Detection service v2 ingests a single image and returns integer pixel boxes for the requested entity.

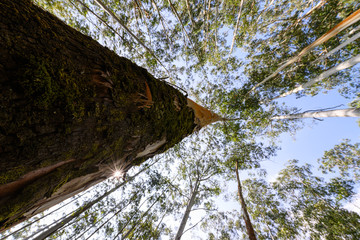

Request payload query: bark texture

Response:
[0,0,197,230]
[236,161,257,240]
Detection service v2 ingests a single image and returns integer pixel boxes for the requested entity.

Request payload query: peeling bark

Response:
[0,0,221,231]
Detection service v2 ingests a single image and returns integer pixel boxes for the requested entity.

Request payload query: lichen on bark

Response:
[0,0,197,230]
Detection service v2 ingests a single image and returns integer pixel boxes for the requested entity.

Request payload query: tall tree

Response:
[174,140,223,239]
[244,159,360,239]
[0,0,221,230]
[272,108,360,119]
[235,161,257,240]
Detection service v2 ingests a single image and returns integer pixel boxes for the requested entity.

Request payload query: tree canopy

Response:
[1,0,360,239]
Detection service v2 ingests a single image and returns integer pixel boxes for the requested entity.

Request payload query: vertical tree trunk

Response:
[0,0,219,231]
[272,108,360,119]
[236,161,257,240]
[175,178,200,240]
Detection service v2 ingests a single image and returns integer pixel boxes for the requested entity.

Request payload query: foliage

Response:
[2,0,360,238]
[319,139,360,181]
[244,159,360,239]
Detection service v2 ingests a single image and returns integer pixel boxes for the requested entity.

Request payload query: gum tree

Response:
[0,0,221,230]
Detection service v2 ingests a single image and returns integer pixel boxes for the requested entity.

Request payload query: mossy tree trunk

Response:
[0,0,203,231]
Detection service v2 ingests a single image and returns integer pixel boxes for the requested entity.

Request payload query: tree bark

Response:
[271,54,360,100]
[0,0,219,231]
[310,31,360,66]
[235,161,257,240]
[272,108,360,119]
[248,8,360,95]
[175,178,200,240]
[227,0,244,61]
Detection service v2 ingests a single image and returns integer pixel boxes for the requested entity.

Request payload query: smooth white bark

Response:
[227,0,244,61]
[247,9,360,95]
[175,178,200,240]
[272,108,360,119]
[311,31,360,65]
[282,0,325,31]
[271,54,360,100]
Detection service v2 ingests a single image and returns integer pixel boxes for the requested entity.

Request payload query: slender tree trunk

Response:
[271,54,360,100]
[247,9,360,95]
[272,108,360,119]
[311,31,360,65]
[235,161,257,240]
[227,0,244,61]
[175,178,200,240]
[185,0,195,30]
[0,0,220,231]
[121,195,161,239]
[282,0,326,32]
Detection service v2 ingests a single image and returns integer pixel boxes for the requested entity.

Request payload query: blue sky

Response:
[264,88,359,179]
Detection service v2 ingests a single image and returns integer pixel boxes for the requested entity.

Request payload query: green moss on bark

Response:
[0,0,196,230]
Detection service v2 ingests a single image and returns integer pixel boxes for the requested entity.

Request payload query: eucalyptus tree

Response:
[239,0,360,102]
[272,107,360,119]
[2,0,360,236]
[171,136,225,240]
[222,140,277,240]
[242,178,297,240]
[318,139,360,181]
[244,159,360,240]
[0,0,227,230]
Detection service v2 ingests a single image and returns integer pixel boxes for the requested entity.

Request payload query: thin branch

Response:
[134,0,153,46]
[282,0,326,33]
[301,104,344,114]
[93,0,169,75]
[185,0,195,30]
[190,208,216,212]
[270,53,360,100]
[181,215,207,236]
[246,8,360,97]
[256,0,275,23]
[204,0,212,50]
[151,0,173,51]
[76,193,134,239]
[73,0,141,56]
[121,194,163,239]
[167,0,192,46]
[227,0,244,61]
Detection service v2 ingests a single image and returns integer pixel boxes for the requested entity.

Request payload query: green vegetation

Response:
[1,0,360,238]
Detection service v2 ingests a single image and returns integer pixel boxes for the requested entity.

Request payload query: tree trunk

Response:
[175,178,200,240]
[0,0,219,231]
[272,108,360,119]
[248,9,360,94]
[271,54,360,100]
[235,161,257,240]
[311,31,360,66]
[227,0,244,61]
